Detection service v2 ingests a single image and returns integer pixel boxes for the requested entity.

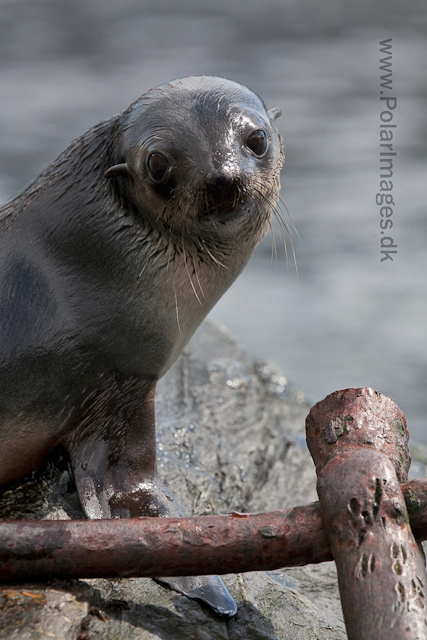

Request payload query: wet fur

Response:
[0,76,283,614]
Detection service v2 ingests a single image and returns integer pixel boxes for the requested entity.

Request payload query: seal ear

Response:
[105,163,131,178]
[268,107,282,121]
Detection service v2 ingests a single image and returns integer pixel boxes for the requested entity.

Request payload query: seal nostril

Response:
[204,171,241,217]
[206,171,234,194]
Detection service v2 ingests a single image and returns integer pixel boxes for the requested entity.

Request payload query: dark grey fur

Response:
[0,76,284,615]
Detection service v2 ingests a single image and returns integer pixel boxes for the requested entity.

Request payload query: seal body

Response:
[0,76,283,614]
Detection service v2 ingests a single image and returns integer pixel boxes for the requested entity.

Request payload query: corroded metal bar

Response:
[404,479,427,539]
[0,478,427,582]
[306,387,427,640]
[0,505,326,581]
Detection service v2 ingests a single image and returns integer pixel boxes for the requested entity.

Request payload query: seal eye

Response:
[147,152,170,182]
[246,130,268,157]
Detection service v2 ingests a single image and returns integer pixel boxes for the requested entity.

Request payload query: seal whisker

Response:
[181,233,203,306]
[203,245,229,269]
[173,281,182,335]
[268,218,278,265]
[184,210,207,302]
[250,199,279,266]
[277,194,300,240]
[194,265,206,300]
[258,180,299,241]
[251,180,291,239]
[249,182,297,274]
[273,195,299,241]
[191,235,207,301]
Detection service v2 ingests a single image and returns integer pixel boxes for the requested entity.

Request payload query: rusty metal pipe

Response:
[306,387,427,640]
[0,504,326,581]
[0,479,427,582]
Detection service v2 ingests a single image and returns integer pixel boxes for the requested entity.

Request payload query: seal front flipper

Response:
[70,441,237,617]
[66,382,236,617]
[156,575,237,617]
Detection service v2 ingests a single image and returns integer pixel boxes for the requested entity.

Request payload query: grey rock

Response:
[0,321,346,639]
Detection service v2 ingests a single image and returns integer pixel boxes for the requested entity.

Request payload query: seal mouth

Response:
[203,200,239,217]
[200,199,248,225]
[200,178,244,220]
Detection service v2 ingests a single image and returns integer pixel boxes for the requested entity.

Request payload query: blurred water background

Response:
[1,1,426,442]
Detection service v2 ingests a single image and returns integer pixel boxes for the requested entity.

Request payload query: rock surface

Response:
[0,321,347,639]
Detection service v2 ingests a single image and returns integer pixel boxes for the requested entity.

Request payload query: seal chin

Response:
[201,203,247,225]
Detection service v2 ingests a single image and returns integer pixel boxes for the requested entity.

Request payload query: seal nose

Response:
[206,170,235,196]
[202,167,241,216]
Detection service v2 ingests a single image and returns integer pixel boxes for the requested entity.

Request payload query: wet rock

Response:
[0,321,346,639]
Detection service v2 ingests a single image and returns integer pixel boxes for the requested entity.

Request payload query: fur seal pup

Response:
[0,76,283,615]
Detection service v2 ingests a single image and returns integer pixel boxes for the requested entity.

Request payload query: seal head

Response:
[105,76,283,253]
